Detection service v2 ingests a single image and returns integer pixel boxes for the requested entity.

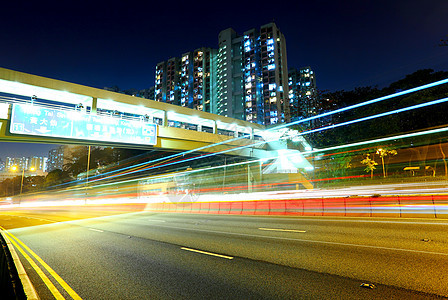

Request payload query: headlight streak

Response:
[47,79,448,189]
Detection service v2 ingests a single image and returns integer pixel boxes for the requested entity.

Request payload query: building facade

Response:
[216,28,244,119]
[217,23,291,125]
[155,23,293,126]
[155,48,217,112]
[29,156,48,172]
[5,157,28,171]
[288,66,318,126]
[47,146,73,172]
[3,156,47,173]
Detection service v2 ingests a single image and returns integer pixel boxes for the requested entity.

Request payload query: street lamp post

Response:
[11,165,36,202]
[19,167,25,194]
[19,166,36,195]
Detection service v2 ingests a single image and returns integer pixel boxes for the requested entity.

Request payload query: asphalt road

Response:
[1,208,447,299]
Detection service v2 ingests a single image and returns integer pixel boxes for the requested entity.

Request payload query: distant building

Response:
[219,23,291,125]
[288,66,318,126]
[5,157,28,171]
[216,28,244,120]
[155,22,292,126]
[29,156,48,172]
[155,48,218,112]
[1,156,48,180]
[47,146,74,172]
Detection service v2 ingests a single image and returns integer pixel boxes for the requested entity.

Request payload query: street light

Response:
[19,167,25,194]
[9,166,18,195]
[11,165,36,196]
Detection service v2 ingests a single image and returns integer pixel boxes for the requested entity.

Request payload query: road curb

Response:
[0,230,39,300]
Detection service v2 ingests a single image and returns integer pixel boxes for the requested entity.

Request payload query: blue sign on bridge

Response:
[10,103,157,145]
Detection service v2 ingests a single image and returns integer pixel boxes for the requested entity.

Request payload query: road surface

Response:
[1,207,447,299]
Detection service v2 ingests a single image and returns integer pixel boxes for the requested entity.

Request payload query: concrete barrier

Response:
[145,194,448,219]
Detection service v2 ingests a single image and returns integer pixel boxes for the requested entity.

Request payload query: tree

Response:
[361,154,378,179]
[64,146,115,178]
[44,169,71,188]
[439,141,448,177]
[313,69,448,149]
[376,148,397,178]
[63,146,149,179]
[19,176,45,193]
[0,178,16,196]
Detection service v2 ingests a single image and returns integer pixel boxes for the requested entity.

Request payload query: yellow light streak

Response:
[258,228,306,233]
[181,247,234,259]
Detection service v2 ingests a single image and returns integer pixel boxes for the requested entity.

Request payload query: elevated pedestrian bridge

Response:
[0,67,313,174]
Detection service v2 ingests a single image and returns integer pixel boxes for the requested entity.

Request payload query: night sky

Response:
[1,0,448,160]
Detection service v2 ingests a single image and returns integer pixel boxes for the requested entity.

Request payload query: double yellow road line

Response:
[0,226,82,300]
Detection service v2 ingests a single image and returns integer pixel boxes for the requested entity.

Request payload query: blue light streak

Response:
[77,78,448,184]
[272,77,448,132]
[299,97,448,136]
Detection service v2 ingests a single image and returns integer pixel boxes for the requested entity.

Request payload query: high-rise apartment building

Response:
[47,146,73,172]
[155,48,217,112]
[5,157,28,170]
[216,28,244,119]
[4,156,47,172]
[155,22,292,126]
[30,156,48,172]
[217,23,290,125]
[288,66,317,124]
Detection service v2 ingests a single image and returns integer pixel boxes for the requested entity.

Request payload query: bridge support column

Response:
[247,164,260,193]
[213,121,218,134]
[91,97,97,114]
[163,110,168,126]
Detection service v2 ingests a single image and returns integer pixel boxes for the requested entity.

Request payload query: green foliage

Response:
[376,148,397,177]
[319,153,353,179]
[361,154,378,179]
[63,146,147,178]
[0,177,19,197]
[311,69,448,149]
[44,169,71,188]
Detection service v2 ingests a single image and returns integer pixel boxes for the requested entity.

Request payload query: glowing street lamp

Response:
[10,165,36,195]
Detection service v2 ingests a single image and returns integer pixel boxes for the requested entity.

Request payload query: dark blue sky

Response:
[1,0,448,160]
